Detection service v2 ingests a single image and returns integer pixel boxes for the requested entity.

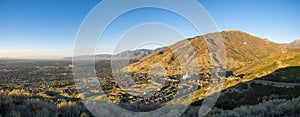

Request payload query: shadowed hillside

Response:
[181,66,300,117]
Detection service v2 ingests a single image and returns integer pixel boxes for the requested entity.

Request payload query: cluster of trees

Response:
[0,90,92,117]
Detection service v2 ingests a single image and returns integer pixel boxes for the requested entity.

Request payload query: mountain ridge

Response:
[124,30,300,76]
[66,48,162,60]
[283,39,300,48]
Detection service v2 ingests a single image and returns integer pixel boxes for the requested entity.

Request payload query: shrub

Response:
[80,112,89,117]
[18,99,58,117]
[0,90,13,115]
[57,101,80,117]
[5,110,20,117]
[206,96,300,117]
[8,90,31,104]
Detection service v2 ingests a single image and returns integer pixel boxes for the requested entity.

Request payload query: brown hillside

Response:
[125,30,296,76]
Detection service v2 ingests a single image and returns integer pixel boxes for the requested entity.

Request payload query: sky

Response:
[0,0,300,59]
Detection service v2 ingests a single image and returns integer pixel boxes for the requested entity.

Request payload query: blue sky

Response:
[0,0,300,58]
[201,0,300,43]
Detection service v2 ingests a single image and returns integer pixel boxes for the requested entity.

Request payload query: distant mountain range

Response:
[110,48,163,60]
[283,39,300,48]
[69,48,163,60]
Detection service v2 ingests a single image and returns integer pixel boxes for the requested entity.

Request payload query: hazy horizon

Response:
[1,30,300,60]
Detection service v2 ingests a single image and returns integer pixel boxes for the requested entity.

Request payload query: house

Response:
[183,72,190,80]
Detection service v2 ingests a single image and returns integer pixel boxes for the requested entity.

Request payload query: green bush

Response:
[80,112,89,117]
